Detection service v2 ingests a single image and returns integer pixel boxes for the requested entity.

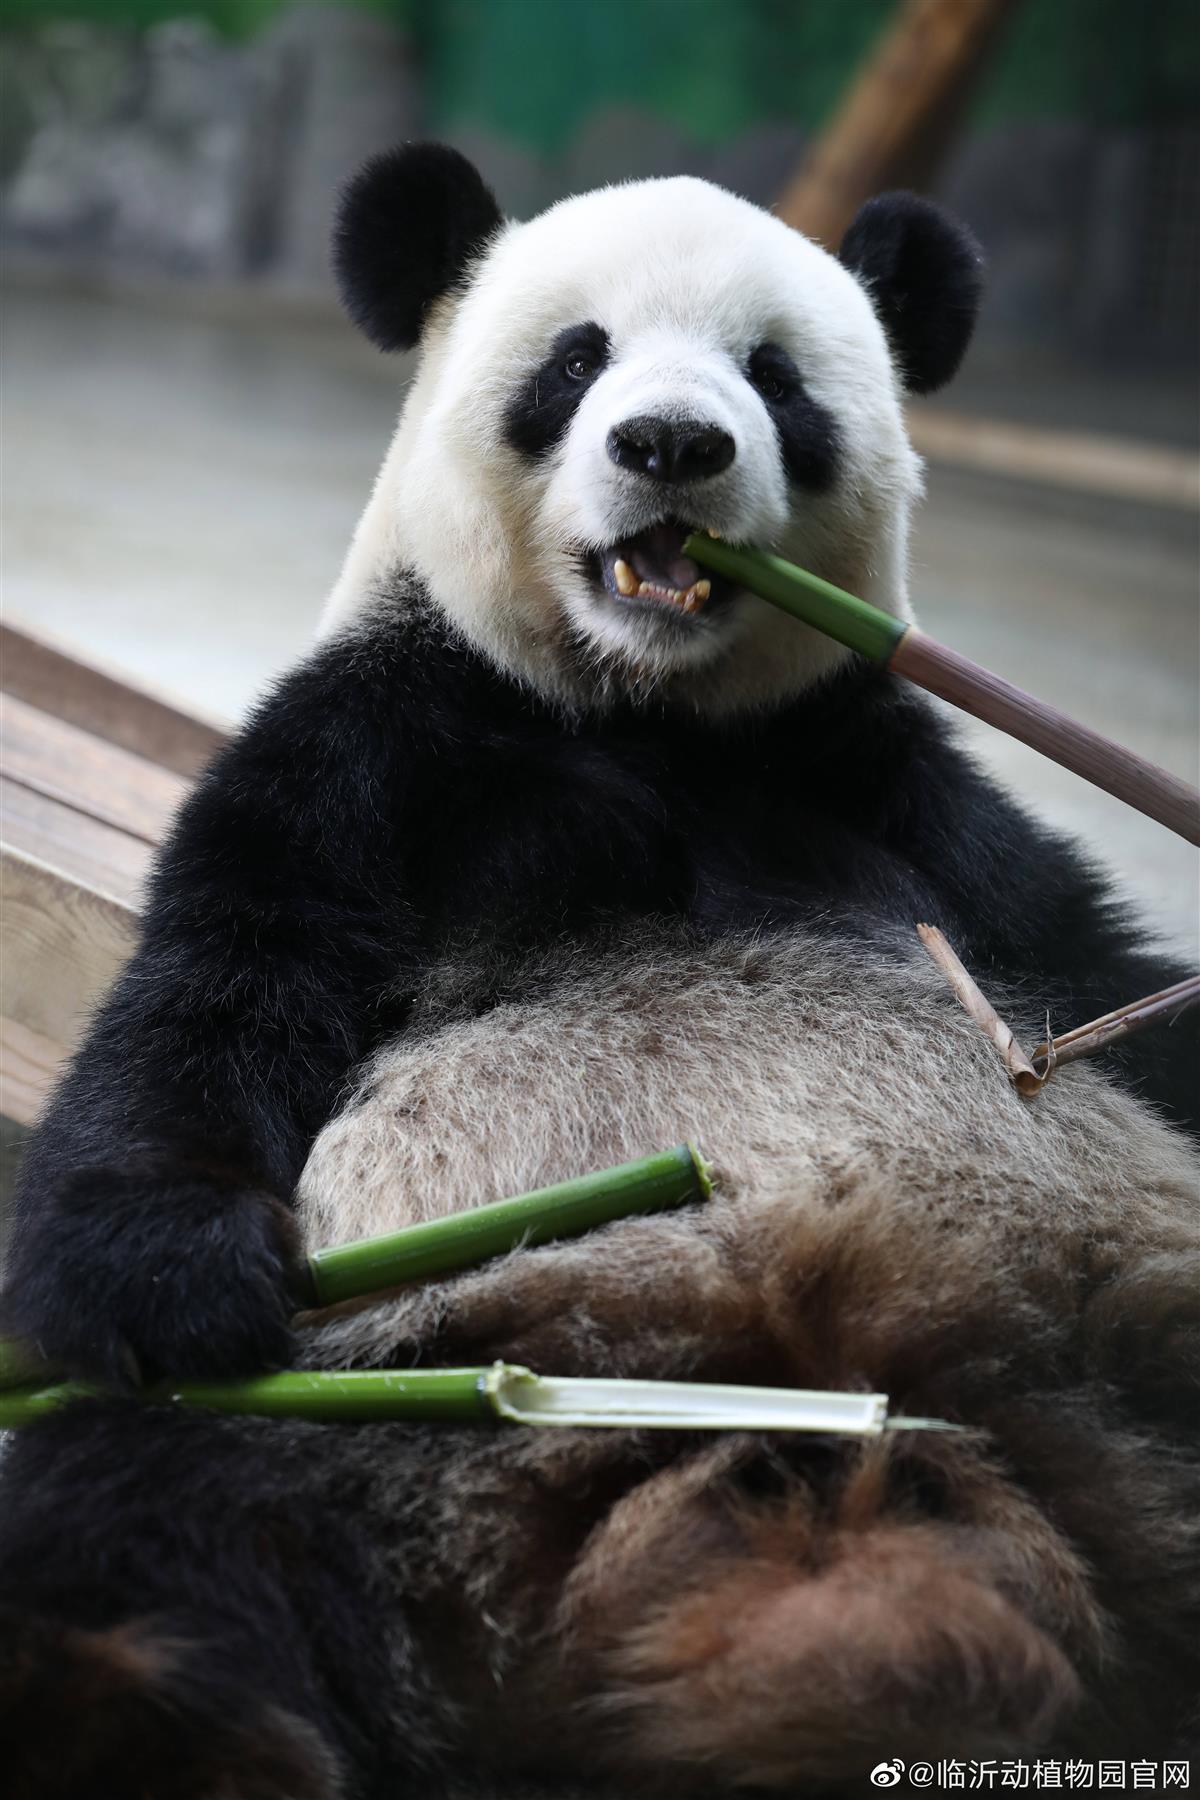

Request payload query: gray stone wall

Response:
[1,8,418,288]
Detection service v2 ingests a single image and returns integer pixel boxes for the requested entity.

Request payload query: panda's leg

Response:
[0,1401,448,1800]
[553,1431,1112,1782]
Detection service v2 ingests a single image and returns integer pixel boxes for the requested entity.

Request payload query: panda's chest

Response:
[413,721,900,936]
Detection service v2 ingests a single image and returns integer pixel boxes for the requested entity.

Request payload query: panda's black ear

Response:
[332,143,503,352]
[839,192,983,395]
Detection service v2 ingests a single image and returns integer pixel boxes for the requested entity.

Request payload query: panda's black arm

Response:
[0,632,420,1384]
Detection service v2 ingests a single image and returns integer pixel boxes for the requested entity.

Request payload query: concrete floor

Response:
[3,286,1198,956]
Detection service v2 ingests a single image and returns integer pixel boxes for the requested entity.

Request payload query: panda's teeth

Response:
[632,576,712,614]
[637,580,684,605]
[613,558,638,597]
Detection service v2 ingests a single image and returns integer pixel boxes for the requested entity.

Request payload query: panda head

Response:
[327,143,982,715]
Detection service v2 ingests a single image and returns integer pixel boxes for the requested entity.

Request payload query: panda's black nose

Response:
[607,416,736,484]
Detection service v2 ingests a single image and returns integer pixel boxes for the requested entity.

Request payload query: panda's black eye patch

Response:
[504,322,611,460]
[746,341,839,492]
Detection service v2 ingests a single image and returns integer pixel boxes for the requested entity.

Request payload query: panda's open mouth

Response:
[592,519,730,618]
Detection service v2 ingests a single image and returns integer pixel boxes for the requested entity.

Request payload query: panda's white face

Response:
[326,175,924,714]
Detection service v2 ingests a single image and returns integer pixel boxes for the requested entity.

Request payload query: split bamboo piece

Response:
[684,536,1200,847]
[0,1361,959,1437]
[1030,975,1200,1074]
[916,922,1042,1093]
[918,925,1200,1095]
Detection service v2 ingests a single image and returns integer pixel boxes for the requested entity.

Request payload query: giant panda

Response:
[1,144,1197,1798]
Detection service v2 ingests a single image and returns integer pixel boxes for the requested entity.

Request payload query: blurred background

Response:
[1,0,1198,953]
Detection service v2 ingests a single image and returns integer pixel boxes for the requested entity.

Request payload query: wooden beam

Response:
[906,407,1200,510]
[776,0,1021,247]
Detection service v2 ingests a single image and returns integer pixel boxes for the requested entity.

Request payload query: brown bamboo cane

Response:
[892,628,1200,846]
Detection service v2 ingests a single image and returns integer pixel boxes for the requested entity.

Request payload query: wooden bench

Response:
[0,624,225,1124]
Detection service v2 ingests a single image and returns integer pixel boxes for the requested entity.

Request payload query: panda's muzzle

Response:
[594,519,730,617]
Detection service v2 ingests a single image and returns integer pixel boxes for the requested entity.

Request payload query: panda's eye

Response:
[748,344,798,404]
[564,350,599,381]
[752,370,786,402]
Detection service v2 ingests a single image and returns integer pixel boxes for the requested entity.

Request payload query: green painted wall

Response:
[5,0,1197,144]
[412,0,1198,145]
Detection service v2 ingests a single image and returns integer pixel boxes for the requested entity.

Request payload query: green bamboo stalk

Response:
[303,1143,712,1308]
[0,1369,494,1429]
[683,534,905,662]
[0,1361,961,1436]
[166,1367,496,1423]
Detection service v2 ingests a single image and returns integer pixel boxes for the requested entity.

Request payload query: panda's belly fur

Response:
[288,922,1199,1769]
[297,921,1196,1378]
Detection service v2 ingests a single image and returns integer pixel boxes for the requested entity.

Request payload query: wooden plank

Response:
[906,407,1200,510]
[0,641,200,1125]
[0,775,152,909]
[0,847,136,1053]
[2,693,190,846]
[0,620,226,778]
[776,0,1019,247]
[0,1016,68,1127]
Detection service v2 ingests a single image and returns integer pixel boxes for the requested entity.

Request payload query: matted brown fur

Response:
[296,928,1200,1785]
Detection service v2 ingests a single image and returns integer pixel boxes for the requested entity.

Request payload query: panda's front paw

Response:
[0,1165,302,1384]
